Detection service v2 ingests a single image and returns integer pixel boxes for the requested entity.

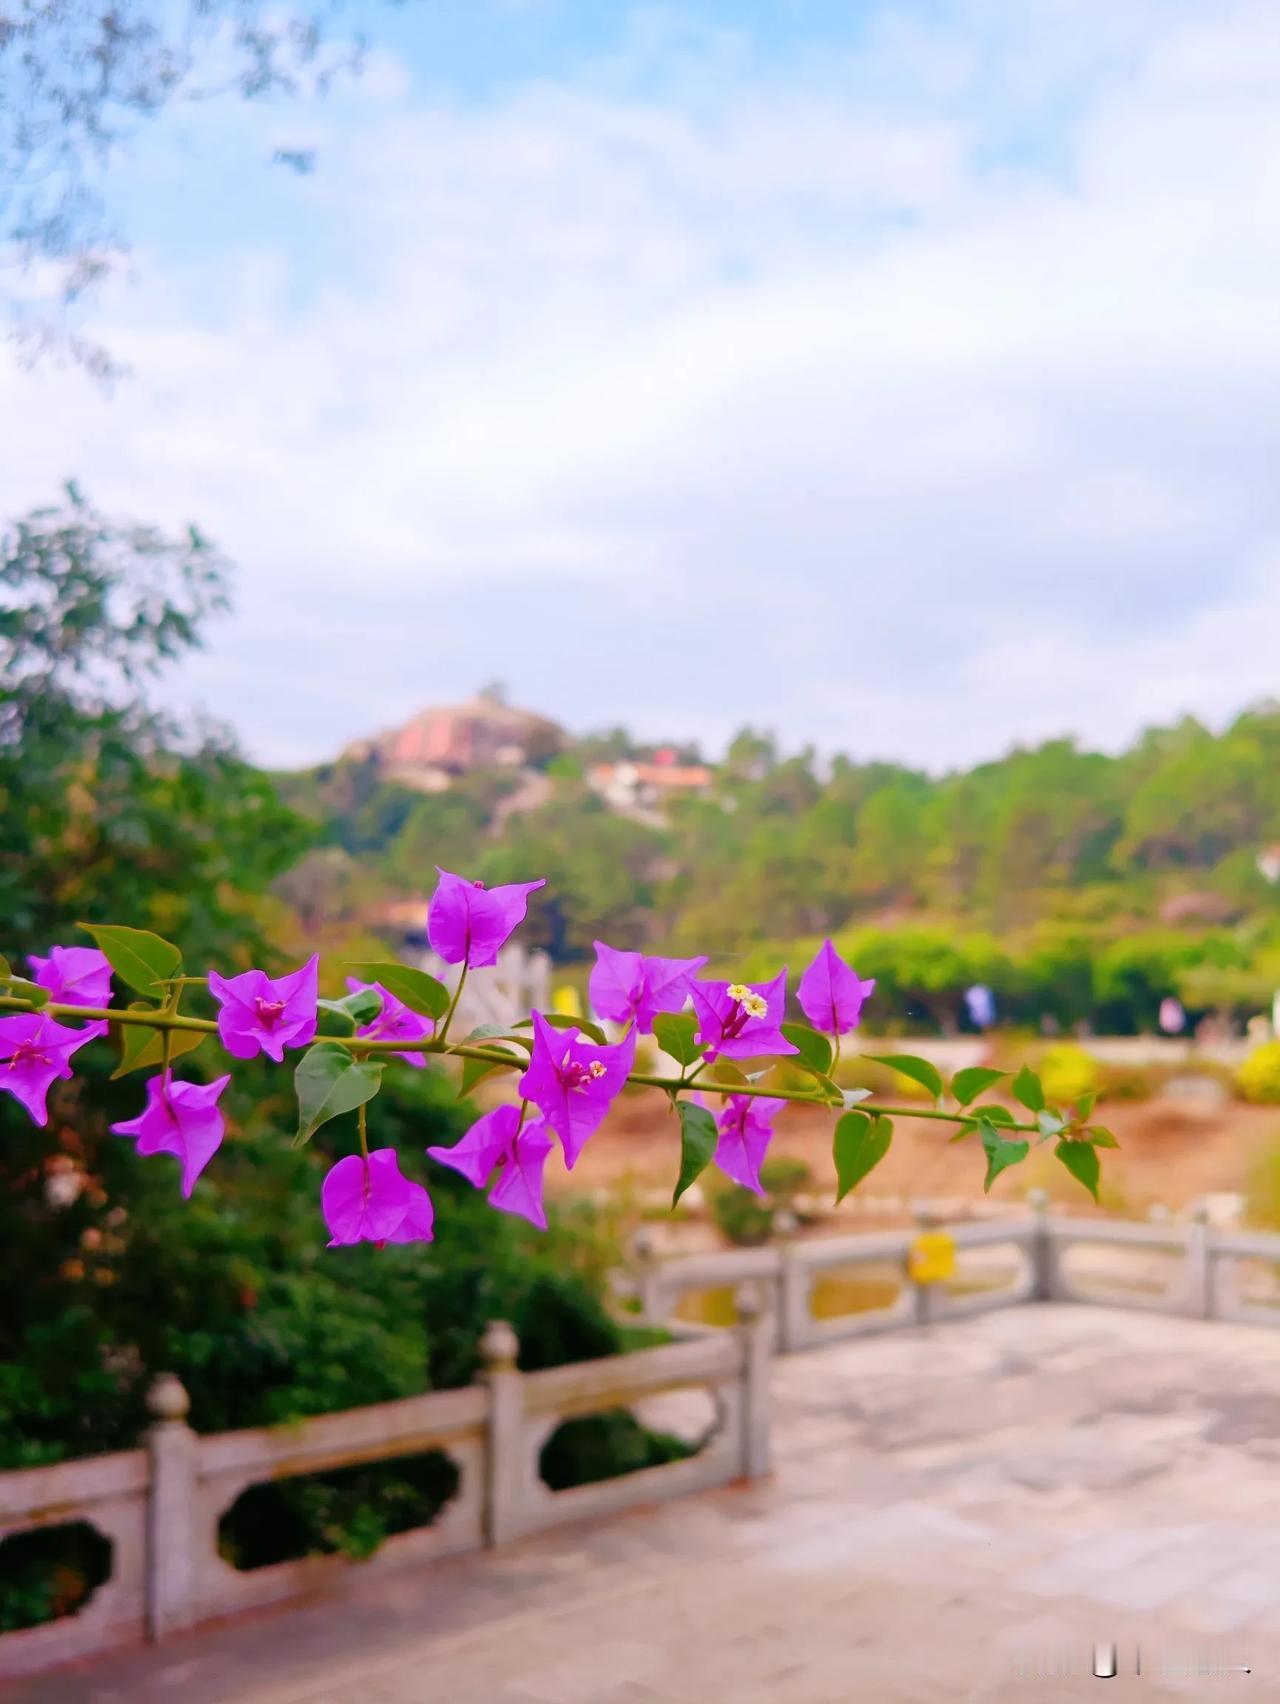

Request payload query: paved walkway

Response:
[15,1305,1280,1702]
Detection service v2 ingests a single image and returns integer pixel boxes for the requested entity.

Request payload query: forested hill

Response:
[274,702,1280,1032]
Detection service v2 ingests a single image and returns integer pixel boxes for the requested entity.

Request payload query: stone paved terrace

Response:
[14,1304,1280,1704]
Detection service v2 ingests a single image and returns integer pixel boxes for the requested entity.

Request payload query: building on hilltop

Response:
[588,746,713,819]
[350,687,566,791]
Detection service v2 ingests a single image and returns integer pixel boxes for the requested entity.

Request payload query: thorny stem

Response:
[0,993,1042,1136]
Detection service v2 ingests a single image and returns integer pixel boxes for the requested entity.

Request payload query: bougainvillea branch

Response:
[0,898,1115,1245]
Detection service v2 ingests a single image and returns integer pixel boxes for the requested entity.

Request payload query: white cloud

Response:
[2,0,1278,771]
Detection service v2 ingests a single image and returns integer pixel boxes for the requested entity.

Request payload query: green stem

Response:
[162,983,180,1075]
[0,991,1039,1135]
[438,962,468,1044]
[0,996,219,1032]
[358,1100,369,1160]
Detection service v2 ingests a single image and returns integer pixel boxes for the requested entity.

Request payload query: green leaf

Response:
[951,1066,1006,1107]
[866,1053,944,1102]
[458,1051,521,1099]
[464,1023,534,1050]
[780,1022,833,1076]
[0,954,9,979]
[653,1012,703,1068]
[2,975,50,1009]
[1036,1109,1066,1140]
[972,1103,1016,1126]
[1011,1065,1045,1113]
[709,1056,748,1088]
[833,1111,893,1203]
[980,1121,1029,1193]
[345,961,450,1021]
[79,923,181,997]
[672,1102,718,1206]
[293,1043,385,1147]
[1084,1125,1120,1149]
[318,989,384,1029]
[111,1007,208,1078]
[1075,1089,1099,1121]
[1055,1137,1100,1201]
[514,1011,608,1046]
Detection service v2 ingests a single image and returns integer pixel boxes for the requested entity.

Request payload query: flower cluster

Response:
[1,868,1108,1244]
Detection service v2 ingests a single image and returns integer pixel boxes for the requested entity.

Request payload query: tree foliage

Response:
[2,0,359,364]
[284,702,1280,1031]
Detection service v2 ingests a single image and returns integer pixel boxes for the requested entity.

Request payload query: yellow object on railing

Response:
[907,1231,956,1285]
[552,985,581,1018]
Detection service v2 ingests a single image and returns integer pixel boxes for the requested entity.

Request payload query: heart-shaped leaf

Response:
[79,923,181,998]
[111,1006,208,1078]
[866,1053,944,1101]
[780,1021,833,1077]
[653,1012,703,1068]
[318,989,384,1029]
[344,961,450,1021]
[951,1066,1006,1107]
[672,1101,717,1206]
[980,1121,1029,1192]
[1012,1065,1045,1113]
[833,1111,893,1203]
[458,1050,522,1099]
[293,1043,385,1146]
[972,1102,1016,1126]
[1056,1137,1101,1201]
[709,1056,748,1088]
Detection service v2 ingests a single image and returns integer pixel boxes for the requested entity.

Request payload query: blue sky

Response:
[3,0,1278,769]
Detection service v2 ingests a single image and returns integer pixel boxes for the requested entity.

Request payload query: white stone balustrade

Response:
[625,1201,1280,1350]
[0,1299,771,1682]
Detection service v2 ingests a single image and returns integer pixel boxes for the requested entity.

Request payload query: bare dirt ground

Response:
[543,1088,1280,1219]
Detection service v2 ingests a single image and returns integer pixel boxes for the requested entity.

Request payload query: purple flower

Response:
[427,1103,557,1229]
[588,941,708,1034]
[28,946,113,1009]
[797,939,876,1035]
[0,1013,107,1126]
[712,1095,787,1196]
[347,979,434,1068]
[111,1071,232,1197]
[518,1012,636,1169]
[384,1180,436,1245]
[691,970,798,1061]
[426,868,546,969]
[322,1148,433,1246]
[208,955,319,1063]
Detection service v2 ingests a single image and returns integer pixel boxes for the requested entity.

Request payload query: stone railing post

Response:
[772,1208,806,1354]
[1184,1204,1213,1320]
[632,1226,664,1323]
[910,1201,936,1327]
[1027,1188,1054,1301]
[481,1319,524,1547]
[145,1372,197,1641]
[735,1282,772,1479]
